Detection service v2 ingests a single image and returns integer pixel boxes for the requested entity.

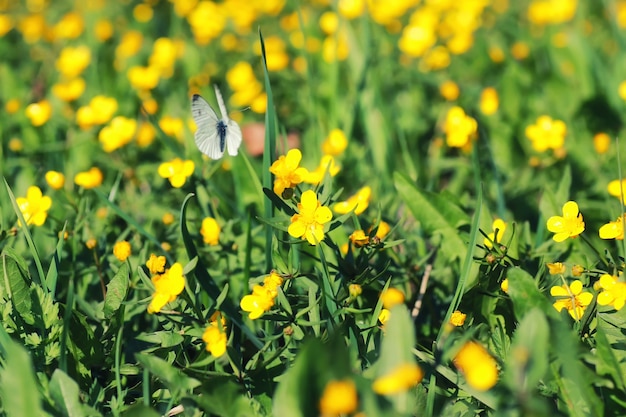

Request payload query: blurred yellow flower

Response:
[319,380,358,415]
[597,274,626,311]
[53,11,84,39]
[202,315,227,357]
[200,217,221,245]
[19,14,46,43]
[349,283,362,297]
[440,80,460,101]
[453,341,498,391]
[116,30,144,60]
[56,45,91,78]
[334,185,371,215]
[571,265,584,277]
[187,1,226,45]
[322,32,349,62]
[8,138,23,152]
[511,41,530,60]
[421,45,451,71]
[99,116,137,153]
[381,287,405,308]
[319,11,338,34]
[133,3,153,22]
[45,171,65,190]
[146,254,166,275]
[484,218,506,249]
[547,262,566,275]
[227,61,257,91]
[77,95,119,130]
[149,37,180,76]
[0,14,13,37]
[52,78,86,102]
[162,212,175,225]
[5,98,20,114]
[321,128,348,156]
[158,116,184,141]
[500,278,509,293]
[171,0,199,17]
[25,100,52,126]
[546,201,584,242]
[378,308,390,325]
[262,36,289,71]
[608,179,626,204]
[373,363,424,395]
[479,87,499,115]
[550,279,592,320]
[94,19,113,41]
[288,190,333,245]
[148,262,186,313]
[113,241,131,262]
[449,310,467,326]
[399,23,436,58]
[593,132,611,154]
[444,106,477,149]
[488,45,506,63]
[158,158,195,188]
[74,167,104,189]
[528,0,577,25]
[371,220,391,240]
[599,214,626,240]
[16,186,52,227]
[136,122,157,147]
[240,272,284,320]
[86,238,97,250]
[128,65,160,91]
[338,0,365,19]
[303,155,340,185]
[525,115,566,152]
[269,149,309,196]
[349,229,369,247]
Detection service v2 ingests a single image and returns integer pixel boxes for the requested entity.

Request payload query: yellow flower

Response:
[133,3,153,22]
[547,262,566,275]
[500,279,509,293]
[381,288,405,309]
[453,341,498,391]
[599,215,626,240]
[334,186,371,215]
[288,190,333,245]
[25,100,52,126]
[378,308,391,325]
[440,80,460,101]
[511,41,530,60]
[16,186,52,227]
[240,284,276,320]
[136,122,156,147]
[619,81,626,101]
[349,283,362,298]
[528,0,577,25]
[349,230,369,247]
[162,212,175,225]
[94,19,114,41]
[99,116,137,152]
[8,138,22,152]
[52,78,86,102]
[550,280,593,320]
[187,1,226,45]
[202,313,227,357]
[319,379,358,415]
[525,115,567,152]
[149,37,180,75]
[449,310,467,327]
[303,155,340,185]
[226,61,257,91]
[479,87,499,115]
[546,201,584,242]
[146,254,166,275]
[269,149,309,196]
[158,158,195,188]
[484,218,507,249]
[319,11,338,35]
[596,274,626,311]
[399,22,436,58]
[86,238,97,250]
[443,106,478,149]
[74,167,104,189]
[5,98,20,114]
[262,36,289,72]
[200,217,220,245]
[56,45,91,78]
[593,133,611,154]
[19,14,46,43]
[76,95,118,129]
[338,0,364,19]
[113,241,131,262]
[148,263,186,313]
[158,116,184,141]
[607,179,626,204]
[53,11,84,39]
[0,14,14,37]
[322,31,349,63]
[373,363,424,395]
[127,65,160,91]
[321,128,348,156]
[45,171,65,190]
[571,265,584,277]
[116,30,144,60]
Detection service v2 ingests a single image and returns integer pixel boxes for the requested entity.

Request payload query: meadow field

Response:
[2,0,626,416]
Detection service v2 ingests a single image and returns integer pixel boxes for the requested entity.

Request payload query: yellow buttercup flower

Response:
[200,217,221,246]
[99,116,137,152]
[378,308,391,325]
[45,171,65,190]
[74,167,104,189]
[288,190,333,245]
[202,312,227,357]
[302,155,340,185]
[158,116,184,141]
[596,274,626,311]
[373,363,424,395]
[607,179,626,204]
[127,65,160,91]
[546,201,584,242]
[113,241,131,262]
[440,80,460,101]
[599,214,626,240]
[349,230,369,247]
[269,149,309,196]
[334,186,371,215]
[146,254,166,275]
[25,100,52,126]
[321,128,348,156]
[525,115,567,152]
[381,288,405,309]
[550,279,593,320]
[148,263,186,313]
[53,11,84,39]
[593,133,611,154]
[443,106,477,149]
[319,379,358,415]
[16,186,52,227]
[484,218,507,249]
[547,262,566,275]
[158,158,195,188]
[449,310,467,327]
[52,78,86,102]
[56,45,91,78]
[479,87,499,115]
[240,284,276,320]
[453,341,498,391]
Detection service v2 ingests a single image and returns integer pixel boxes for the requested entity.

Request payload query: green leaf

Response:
[506,268,556,320]
[595,308,626,391]
[0,327,47,417]
[122,404,160,417]
[135,353,201,393]
[0,248,34,325]
[103,263,129,319]
[189,377,262,417]
[49,369,85,417]
[394,172,469,262]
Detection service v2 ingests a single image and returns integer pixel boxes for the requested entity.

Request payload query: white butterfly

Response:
[191,85,242,160]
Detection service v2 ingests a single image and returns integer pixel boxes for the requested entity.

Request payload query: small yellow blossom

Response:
[269,149,309,196]
[99,116,137,153]
[596,274,626,311]
[200,217,221,245]
[334,186,371,215]
[202,313,227,357]
[607,179,626,204]
[440,81,460,101]
[86,238,97,250]
[8,138,23,152]
[146,254,166,275]
[113,241,131,262]
[443,106,478,149]
[94,19,113,41]
[133,3,153,22]
[373,363,424,395]
[52,78,86,102]
[550,280,593,320]
[162,213,175,225]
[619,81,626,101]
[484,218,507,249]
[599,215,626,240]
[378,308,391,325]
[321,129,348,156]
[381,288,405,309]
[511,41,530,60]
[74,167,104,189]
[25,100,52,126]
[16,186,52,227]
[593,133,611,154]
[240,285,276,320]
[322,32,349,63]
[349,230,369,247]
[288,190,333,245]
[454,341,498,391]
[136,122,157,147]
[349,283,362,298]
[449,310,467,327]
[319,11,339,35]
[5,99,20,114]
[303,155,340,185]
[319,379,358,415]
[546,201,584,242]
[158,158,195,188]
[128,65,160,91]
[158,116,184,141]
[547,262,566,275]
[525,115,567,152]
[148,262,186,313]
[53,11,84,39]
[479,87,499,115]
[56,45,91,78]
[45,171,65,190]
[500,279,509,293]
[571,265,584,277]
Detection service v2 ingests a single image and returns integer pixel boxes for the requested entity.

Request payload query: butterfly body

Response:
[191,85,242,159]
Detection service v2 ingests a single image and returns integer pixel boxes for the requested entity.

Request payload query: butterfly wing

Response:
[226,119,243,156]
[191,94,224,159]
